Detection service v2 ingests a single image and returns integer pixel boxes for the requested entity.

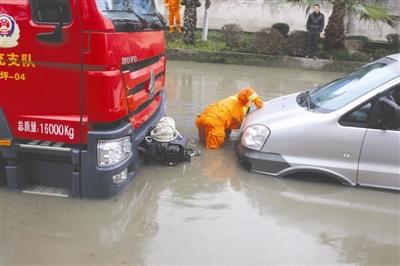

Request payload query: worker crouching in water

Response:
[196,87,264,149]
[165,0,182,33]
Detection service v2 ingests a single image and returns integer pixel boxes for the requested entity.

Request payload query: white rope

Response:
[149,117,182,143]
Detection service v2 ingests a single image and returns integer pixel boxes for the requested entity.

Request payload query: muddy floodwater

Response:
[1,61,399,265]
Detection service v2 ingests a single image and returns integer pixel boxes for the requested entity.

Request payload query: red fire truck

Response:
[0,0,167,197]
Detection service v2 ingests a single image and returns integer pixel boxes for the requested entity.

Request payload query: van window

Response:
[31,0,71,24]
[377,86,400,131]
[340,102,373,128]
[308,58,400,113]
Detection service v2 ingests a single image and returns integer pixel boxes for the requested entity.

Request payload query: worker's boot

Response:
[176,25,182,33]
[169,26,175,33]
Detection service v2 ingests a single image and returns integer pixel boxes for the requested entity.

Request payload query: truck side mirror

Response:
[37,2,67,43]
[37,21,63,43]
[378,96,400,130]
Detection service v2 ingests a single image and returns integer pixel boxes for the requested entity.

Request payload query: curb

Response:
[166,48,365,72]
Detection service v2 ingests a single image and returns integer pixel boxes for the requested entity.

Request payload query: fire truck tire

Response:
[0,157,6,186]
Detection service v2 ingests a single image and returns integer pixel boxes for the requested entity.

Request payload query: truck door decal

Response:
[0,52,35,81]
[0,14,20,48]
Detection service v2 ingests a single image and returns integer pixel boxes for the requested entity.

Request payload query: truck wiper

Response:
[143,12,167,28]
[126,8,147,27]
[102,9,147,27]
[101,9,132,12]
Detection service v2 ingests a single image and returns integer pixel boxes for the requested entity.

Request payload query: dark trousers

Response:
[307,31,320,57]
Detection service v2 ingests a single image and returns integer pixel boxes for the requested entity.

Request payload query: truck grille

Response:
[127,72,163,96]
[122,55,165,129]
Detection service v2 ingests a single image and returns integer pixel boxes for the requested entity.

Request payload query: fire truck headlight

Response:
[97,137,132,167]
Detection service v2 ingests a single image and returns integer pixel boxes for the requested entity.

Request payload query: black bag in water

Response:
[141,136,192,166]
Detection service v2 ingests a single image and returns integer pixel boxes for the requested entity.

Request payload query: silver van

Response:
[237,54,400,190]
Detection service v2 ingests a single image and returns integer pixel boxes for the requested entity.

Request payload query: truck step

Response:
[18,140,72,156]
[22,185,70,198]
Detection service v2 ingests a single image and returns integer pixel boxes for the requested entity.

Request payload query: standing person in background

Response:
[181,0,201,44]
[306,3,325,59]
[165,0,182,33]
[181,0,211,44]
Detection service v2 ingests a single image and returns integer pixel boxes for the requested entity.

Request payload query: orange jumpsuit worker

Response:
[196,87,264,149]
[165,0,182,33]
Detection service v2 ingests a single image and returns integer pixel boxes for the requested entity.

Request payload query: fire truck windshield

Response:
[96,0,164,31]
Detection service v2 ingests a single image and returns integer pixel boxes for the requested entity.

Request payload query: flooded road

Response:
[1,61,399,265]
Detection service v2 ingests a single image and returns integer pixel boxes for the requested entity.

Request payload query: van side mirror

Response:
[378,96,400,130]
[36,2,67,43]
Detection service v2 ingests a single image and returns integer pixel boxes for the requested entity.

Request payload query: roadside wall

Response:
[155,0,400,41]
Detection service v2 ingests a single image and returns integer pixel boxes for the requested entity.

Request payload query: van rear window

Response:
[31,0,71,24]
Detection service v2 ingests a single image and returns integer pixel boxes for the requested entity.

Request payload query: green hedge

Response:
[165,29,395,62]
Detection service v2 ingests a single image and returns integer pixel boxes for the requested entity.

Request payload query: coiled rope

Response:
[149,117,182,143]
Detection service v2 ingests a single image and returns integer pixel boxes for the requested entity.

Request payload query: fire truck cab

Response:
[0,0,167,198]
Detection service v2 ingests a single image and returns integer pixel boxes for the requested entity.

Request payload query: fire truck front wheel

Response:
[0,157,6,186]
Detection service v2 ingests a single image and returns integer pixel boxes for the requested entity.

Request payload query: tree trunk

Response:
[202,8,209,41]
[324,0,346,50]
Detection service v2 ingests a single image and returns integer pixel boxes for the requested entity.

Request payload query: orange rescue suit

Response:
[165,0,181,32]
[196,87,264,149]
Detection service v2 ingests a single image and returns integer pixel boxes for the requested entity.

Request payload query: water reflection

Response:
[1,61,398,265]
